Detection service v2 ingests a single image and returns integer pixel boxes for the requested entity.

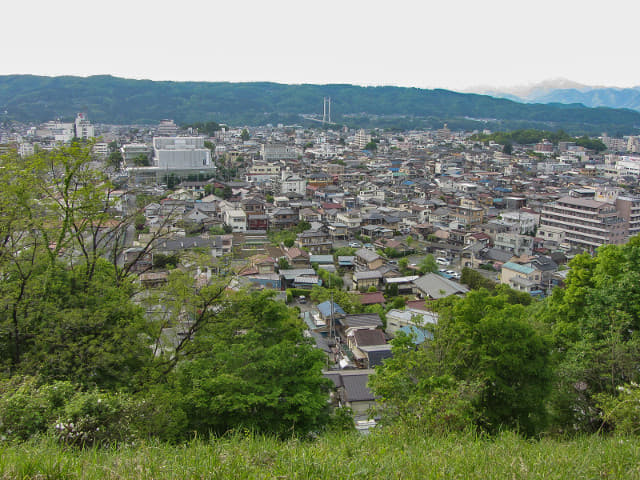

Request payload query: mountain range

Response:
[468,79,640,112]
[0,75,639,135]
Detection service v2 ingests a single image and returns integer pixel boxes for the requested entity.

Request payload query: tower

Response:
[322,97,331,124]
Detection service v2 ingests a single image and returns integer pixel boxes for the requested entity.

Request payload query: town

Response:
[2,113,640,430]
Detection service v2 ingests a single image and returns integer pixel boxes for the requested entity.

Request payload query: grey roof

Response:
[353,329,387,346]
[354,270,383,281]
[279,268,316,280]
[412,273,469,299]
[323,370,376,402]
[341,313,383,329]
[355,248,381,263]
[484,248,514,263]
[359,345,393,367]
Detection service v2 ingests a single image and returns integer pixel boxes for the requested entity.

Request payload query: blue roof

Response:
[398,325,432,344]
[317,301,345,318]
[503,262,535,275]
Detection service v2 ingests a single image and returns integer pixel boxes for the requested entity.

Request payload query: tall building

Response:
[74,113,94,139]
[540,190,628,251]
[354,129,371,149]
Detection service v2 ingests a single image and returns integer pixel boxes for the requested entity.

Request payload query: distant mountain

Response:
[469,79,640,113]
[0,75,639,134]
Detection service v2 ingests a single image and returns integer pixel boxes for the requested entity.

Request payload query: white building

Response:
[36,121,75,143]
[74,113,94,139]
[279,171,307,195]
[354,129,371,149]
[153,137,212,170]
[223,209,247,232]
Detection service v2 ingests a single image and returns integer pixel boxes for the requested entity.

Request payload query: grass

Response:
[1,429,640,479]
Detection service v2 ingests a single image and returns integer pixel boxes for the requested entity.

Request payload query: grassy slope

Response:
[2,429,640,479]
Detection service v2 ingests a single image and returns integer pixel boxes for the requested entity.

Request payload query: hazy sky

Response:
[3,0,639,91]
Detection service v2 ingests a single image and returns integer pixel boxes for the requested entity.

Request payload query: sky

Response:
[3,0,640,92]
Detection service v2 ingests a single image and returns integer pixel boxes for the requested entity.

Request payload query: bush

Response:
[54,390,138,447]
[0,377,75,441]
[596,383,640,435]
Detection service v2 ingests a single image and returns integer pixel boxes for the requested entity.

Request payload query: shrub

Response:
[0,377,75,441]
[54,390,137,447]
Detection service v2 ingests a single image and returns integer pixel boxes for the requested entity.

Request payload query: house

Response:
[386,308,438,336]
[412,273,469,300]
[223,209,247,232]
[295,229,332,254]
[317,301,346,324]
[358,291,386,306]
[500,262,542,294]
[347,329,391,368]
[383,275,419,295]
[355,248,384,271]
[284,247,310,268]
[323,369,377,424]
[279,268,317,289]
[270,207,298,229]
[353,270,383,291]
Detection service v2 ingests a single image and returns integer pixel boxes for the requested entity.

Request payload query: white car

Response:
[436,257,450,266]
[349,242,362,248]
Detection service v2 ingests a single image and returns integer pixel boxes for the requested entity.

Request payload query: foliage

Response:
[333,246,356,257]
[169,291,331,437]
[316,268,343,289]
[372,289,552,436]
[596,383,640,435]
[277,257,290,271]
[460,267,496,290]
[471,129,607,152]
[182,121,221,136]
[542,237,640,432]
[418,254,438,275]
[309,286,362,314]
[153,253,179,270]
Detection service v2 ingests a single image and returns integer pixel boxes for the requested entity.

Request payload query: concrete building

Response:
[245,163,281,183]
[540,191,628,251]
[261,143,298,162]
[156,119,179,137]
[74,113,94,139]
[153,137,212,170]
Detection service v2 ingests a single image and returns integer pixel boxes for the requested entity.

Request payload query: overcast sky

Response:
[3,0,639,91]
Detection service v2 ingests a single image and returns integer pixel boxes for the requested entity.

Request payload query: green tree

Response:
[418,254,438,275]
[169,291,330,436]
[240,128,250,141]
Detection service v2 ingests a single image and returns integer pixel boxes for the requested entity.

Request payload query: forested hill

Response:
[1,74,640,134]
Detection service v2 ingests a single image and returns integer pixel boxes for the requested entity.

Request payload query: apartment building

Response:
[540,191,628,251]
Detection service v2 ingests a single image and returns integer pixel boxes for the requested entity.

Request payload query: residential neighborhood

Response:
[4,115,640,429]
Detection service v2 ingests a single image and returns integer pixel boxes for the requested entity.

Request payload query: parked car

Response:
[436,257,450,266]
[349,242,362,248]
[299,295,307,304]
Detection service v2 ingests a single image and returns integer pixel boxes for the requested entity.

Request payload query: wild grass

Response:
[1,428,639,479]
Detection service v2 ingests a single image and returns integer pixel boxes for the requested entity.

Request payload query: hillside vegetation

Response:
[0,75,639,134]
[1,429,639,479]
